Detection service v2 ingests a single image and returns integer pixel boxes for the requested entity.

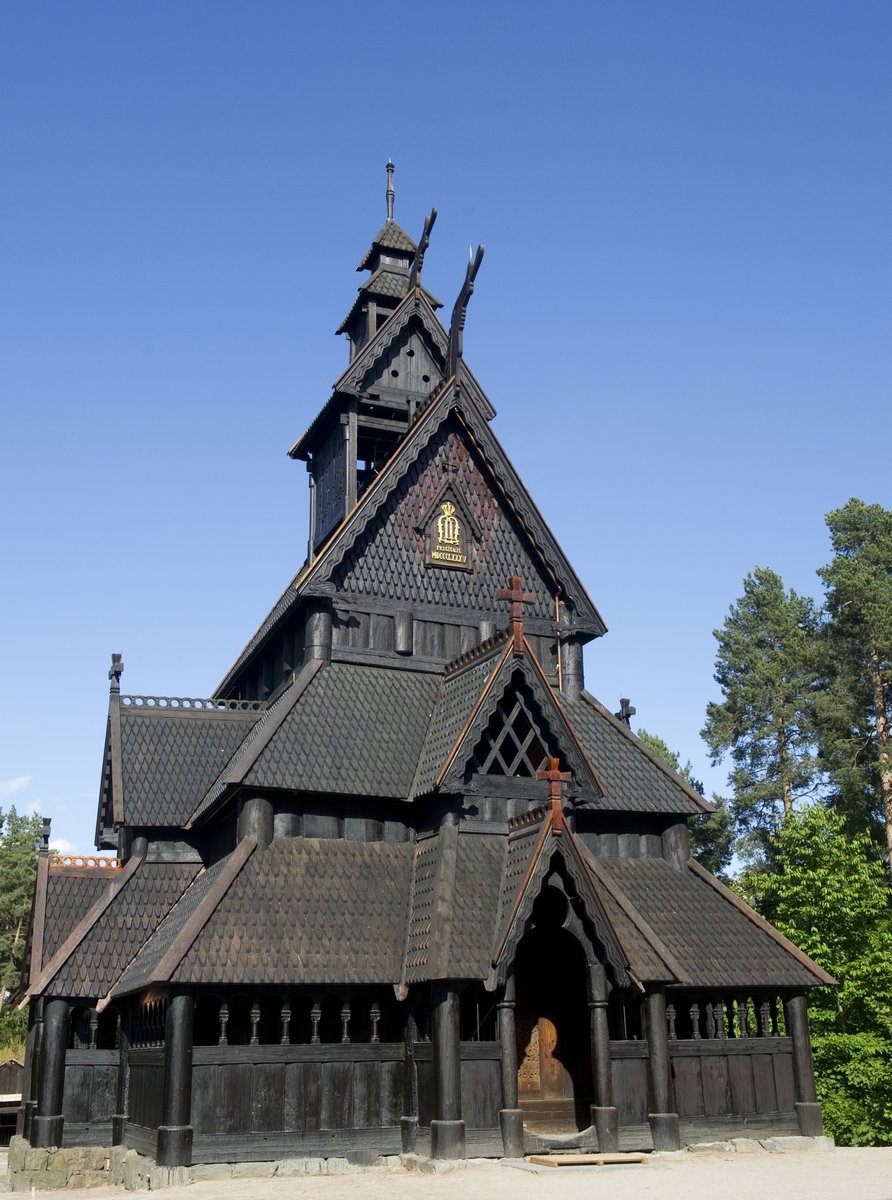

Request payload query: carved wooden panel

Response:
[314,427,347,547]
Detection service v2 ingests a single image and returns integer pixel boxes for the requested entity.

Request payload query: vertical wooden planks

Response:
[728,1055,756,1114]
[62,1065,92,1124]
[320,1062,352,1129]
[751,1055,777,1113]
[700,1056,731,1117]
[380,1061,403,1127]
[773,1052,796,1112]
[252,1063,285,1132]
[91,1065,117,1122]
[190,1065,217,1136]
[284,1062,322,1131]
[352,1061,380,1129]
[672,1057,704,1118]
[611,1058,648,1125]
[216,1064,252,1135]
[460,1060,500,1129]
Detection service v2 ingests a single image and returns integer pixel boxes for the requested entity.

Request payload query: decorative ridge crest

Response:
[507,804,549,833]
[50,855,121,870]
[120,696,265,713]
[442,628,510,679]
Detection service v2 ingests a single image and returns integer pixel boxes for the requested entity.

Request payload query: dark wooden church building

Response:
[18,165,833,1167]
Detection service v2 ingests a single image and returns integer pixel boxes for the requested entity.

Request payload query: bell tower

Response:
[290,163,445,558]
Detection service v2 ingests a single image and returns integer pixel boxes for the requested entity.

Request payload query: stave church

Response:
[17,165,833,1170]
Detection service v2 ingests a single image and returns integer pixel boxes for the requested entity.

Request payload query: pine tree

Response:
[635,729,734,876]
[701,567,823,864]
[817,499,892,862]
[0,807,43,1017]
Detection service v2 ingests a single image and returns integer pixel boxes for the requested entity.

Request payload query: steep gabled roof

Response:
[356,219,417,270]
[409,634,603,801]
[109,837,413,994]
[562,691,713,815]
[219,364,603,698]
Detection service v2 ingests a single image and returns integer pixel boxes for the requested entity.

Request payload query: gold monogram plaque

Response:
[428,501,468,568]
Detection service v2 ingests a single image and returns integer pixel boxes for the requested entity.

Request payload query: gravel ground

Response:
[4,1149,892,1200]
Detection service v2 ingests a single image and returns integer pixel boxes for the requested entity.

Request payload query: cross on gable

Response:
[496,574,536,657]
[536,757,573,835]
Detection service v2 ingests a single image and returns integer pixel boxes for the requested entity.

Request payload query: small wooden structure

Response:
[17,166,833,1167]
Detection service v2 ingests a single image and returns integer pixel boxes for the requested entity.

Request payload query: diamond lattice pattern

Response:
[469,673,558,777]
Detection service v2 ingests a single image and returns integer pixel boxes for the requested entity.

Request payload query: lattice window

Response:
[468,674,556,777]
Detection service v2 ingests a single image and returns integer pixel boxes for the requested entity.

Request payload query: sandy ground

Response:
[4,1149,892,1200]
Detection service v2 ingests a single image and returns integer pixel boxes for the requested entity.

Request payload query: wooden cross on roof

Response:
[536,757,573,835]
[496,574,536,657]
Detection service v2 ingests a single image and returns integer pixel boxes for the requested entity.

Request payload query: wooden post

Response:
[401,1004,418,1154]
[238,795,273,850]
[112,1005,132,1145]
[430,982,465,1159]
[497,970,523,1157]
[590,996,618,1152]
[644,988,680,1151]
[31,997,69,1149]
[21,997,43,1141]
[156,990,194,1168]
[784,992,823,1135]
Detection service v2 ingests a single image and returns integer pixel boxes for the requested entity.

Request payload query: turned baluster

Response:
[280,996,292,1045]
[736,995,749,1038]
[89,1008,99,1049]
[759,1000,772,1037]
[341,1000,352,1044]
[310,999,321,1044]
[370,1001,381,1044]
[690,1002,701,1039]
[218,1001,229,1046]
[250,997,260,1045]
[666,1003,677,1040]
[715,998,727,1039]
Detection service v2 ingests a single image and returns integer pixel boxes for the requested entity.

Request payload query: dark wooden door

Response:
[514,903,592,1131]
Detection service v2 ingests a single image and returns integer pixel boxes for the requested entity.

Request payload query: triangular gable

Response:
[486,805,632,991]
[218,364,604,696]
[330,289,453,403]
[410,636,603,801]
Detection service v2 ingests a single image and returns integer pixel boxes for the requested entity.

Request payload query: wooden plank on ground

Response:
[529,1153,649,1166]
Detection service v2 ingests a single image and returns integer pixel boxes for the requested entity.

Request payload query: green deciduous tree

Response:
[636,728,734,877]
[817,499,892,862]
[739,805,892,1144]
[701,567,824,865]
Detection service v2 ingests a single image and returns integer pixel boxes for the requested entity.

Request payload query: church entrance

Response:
[514,887,593,1133]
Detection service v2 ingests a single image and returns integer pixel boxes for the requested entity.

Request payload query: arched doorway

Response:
[514,887,592,1133]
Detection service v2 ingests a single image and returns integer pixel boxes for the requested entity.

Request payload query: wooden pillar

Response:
[430,982,465,1160]
[305,607,332,665]
[785,992,823,1136]
[590,997,618,1152]
[31,997,69,1148]
[644,988,680,1151]
[237,795,273,850]
[156,991,194,1168]
[21,997,43,1141]
[112,1005,132,1145]
[401,1003,418,1154]
[497,970,523,1157]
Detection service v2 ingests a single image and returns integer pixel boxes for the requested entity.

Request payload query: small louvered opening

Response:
[469,673,554,777]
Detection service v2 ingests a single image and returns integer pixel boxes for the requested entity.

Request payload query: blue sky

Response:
[1,2,890,853]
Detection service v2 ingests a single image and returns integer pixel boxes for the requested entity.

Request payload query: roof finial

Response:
[109,653,124,694]
[447,244,485,377]
[386,160,395,222]
[410,207,438,289]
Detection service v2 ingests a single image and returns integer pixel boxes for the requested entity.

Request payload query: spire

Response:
[386,159,395,222]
